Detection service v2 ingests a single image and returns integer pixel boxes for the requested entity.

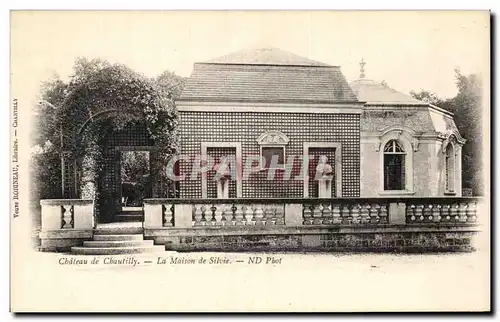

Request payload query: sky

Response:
[11,10,490,106]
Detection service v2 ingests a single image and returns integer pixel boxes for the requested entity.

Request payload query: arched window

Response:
[383,140,405,190]
[445,143,455,192]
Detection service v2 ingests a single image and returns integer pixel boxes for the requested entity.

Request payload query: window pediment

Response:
[256,131,290,145]
[375,128,419,152]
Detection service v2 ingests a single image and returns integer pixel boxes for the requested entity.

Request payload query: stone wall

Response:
[143,197,481,253]
[178,111,361,198]
[360,140,450,197]
[146,227,478,253]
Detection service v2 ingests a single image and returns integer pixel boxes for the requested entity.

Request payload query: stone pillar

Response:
[217,178,229,199]
[388,201,406,225]
[73,202,94,229]
[174,204,193,228]
[284,203,303,226]
[41,202,63,231]
[456,145,463,196]
[144,203,163,228]
[318,179,332,198]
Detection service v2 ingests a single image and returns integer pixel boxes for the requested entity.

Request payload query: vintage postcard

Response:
[10,10,491,312]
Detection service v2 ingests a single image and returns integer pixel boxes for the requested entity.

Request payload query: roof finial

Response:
[359,58,366,79]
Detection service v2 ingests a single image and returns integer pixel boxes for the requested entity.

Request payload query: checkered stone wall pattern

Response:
[178,111,360,198]
[308,147,336,197]
[98,123,155,218]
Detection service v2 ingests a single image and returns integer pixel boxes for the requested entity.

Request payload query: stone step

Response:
[94,227,144,235]
[115,214,143,222]
[93,234,144,241]
[71,245,164,255]
[83,240,154,248]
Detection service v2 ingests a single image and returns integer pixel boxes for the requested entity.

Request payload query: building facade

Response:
[176,47,465,199]
[38,47,480,254]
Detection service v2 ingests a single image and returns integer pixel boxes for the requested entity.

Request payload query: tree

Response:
[31,58,184,209]
[410,70,484,195]
[409,89,444,106]
[155,70,187,99]
[30,76,67,203]
[447,70,483,195]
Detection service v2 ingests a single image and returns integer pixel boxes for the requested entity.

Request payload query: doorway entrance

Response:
[118,150,152,222]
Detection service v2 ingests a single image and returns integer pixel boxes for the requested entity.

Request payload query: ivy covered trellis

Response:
[55,59,179,220]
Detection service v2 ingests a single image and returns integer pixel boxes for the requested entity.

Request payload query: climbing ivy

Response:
[59,58,179,206]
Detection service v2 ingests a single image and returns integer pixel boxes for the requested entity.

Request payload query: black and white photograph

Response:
[9,10,490,312]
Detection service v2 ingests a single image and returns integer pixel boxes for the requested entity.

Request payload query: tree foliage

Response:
[409,89,444,106]
[410,70,484,195]
[31,57,183,207]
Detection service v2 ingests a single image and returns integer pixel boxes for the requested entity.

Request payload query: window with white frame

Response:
[383,140,405,191]
[261,146,285,169]
[445,143,455,192]
[256,130,289,170]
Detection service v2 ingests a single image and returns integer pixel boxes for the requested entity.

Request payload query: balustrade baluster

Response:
[466,201,477,223]
[441,204,451,222]
[244,205,255,225]
[423,204,432,222]
[214,204,223,226]
[275,205,285,225]
[302,204,312,225]
[222,204,234,226]
[379,204,388,224]
[264,205,275,225]
[233,204,244,225]
[450,203,459,223]
[202,205,213,226]
[415,204,424,223]
[341,205,351,224]
[431,204,441,223]
[163,204,174,227]
[193,204,203,226]
[369,204,381,224]
[61,205,74,229]
[322,203,332,225]
[360,204,370,224]
[458,203,468,223]
[351,204,361,224]
[406,204,415,223]
[313,204,324,225]
[331,204,341,224]
[254,204,265,225]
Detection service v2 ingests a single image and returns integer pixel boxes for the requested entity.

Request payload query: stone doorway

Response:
[117,149,152,222]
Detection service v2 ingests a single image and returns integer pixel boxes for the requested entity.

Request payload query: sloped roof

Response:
[204,47,333,67]
[179,48,359,103]
[353,79,460,135]
[350,79,425,105]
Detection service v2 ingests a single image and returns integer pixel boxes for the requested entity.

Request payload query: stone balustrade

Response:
[302,202,389,225]
[40,199,95,230]
[143,197,481,229]
[405,198,478,224]
[38,199,95,251]
[191,203,285,226]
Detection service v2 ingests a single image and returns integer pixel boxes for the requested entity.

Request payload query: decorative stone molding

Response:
[256,130,290,145]
[377,128,415,194]
[375,126,421,152]
[441,130,466,153]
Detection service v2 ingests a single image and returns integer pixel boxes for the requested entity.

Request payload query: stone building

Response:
[39,47,478,254]
[176,47,466,199]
